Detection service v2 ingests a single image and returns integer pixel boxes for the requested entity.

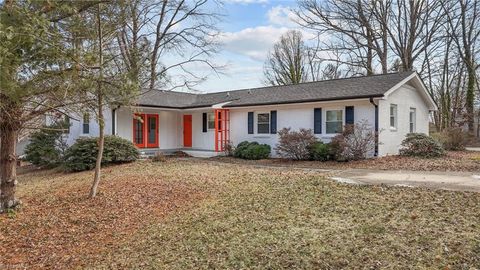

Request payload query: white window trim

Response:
[325,109,344,135]
[409,107,416,133]
[255,112,270,136]
[207,112,215,130]
[390,104,398,131]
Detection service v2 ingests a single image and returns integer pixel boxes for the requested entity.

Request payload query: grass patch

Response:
[1,159,479,269]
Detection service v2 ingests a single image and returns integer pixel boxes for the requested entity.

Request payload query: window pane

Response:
[83,124,89,134]
[148,117,156,144]
[258,113,269,123]
[326,122,342,134]
[208,113,215,129]
[326,110,342,121]
[135,120,143,144]
[258,123,269,134]
[390,104,397,128]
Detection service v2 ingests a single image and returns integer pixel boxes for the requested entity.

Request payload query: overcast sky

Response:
[193,0,304,93]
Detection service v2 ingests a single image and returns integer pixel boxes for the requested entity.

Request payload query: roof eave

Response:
[223,95,385,108]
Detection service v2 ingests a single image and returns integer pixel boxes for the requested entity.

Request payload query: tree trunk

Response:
[89,100,104,198]
[466,67,475,132]
[0,126,19,212]
[89,3,104,198]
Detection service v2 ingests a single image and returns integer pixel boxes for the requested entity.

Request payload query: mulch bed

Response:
[0,162,206,269]
[212,151,480,172]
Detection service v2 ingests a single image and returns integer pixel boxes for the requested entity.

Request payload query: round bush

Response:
[399,133,445,158]
[233,141,271,160]
[309,142,332,161]
[64,136,139,172]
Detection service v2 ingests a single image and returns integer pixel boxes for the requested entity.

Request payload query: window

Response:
[63,115,70,134]
[326,110,343,134]
[409,108,416,133]
[207,112,215,129]
[257,113,270,134]
[390,104,398,129]
[83,113,90,134]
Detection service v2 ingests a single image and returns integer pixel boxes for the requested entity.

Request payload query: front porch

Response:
[113,107,230,156]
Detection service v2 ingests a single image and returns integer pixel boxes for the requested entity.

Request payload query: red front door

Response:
[133,114,159,148]
[183,115,192,147]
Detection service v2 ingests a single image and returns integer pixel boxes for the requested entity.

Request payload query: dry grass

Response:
[213,151,480,172]
[1,159,479,269]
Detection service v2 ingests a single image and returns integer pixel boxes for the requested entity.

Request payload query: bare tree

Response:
[296,0,390,75]
[115,0,222,90]
[264,30,311,85]
[442,0,480,132]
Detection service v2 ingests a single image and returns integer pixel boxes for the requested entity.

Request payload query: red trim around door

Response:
[133,113,159,148]
[183,114,192,147]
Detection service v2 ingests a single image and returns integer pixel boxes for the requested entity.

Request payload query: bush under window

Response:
[308,142,333,161]
[399,133,445,158]
[275,128,318,160]
[64,136,139,172]
[330,121,376,161]
[233,141,270,160]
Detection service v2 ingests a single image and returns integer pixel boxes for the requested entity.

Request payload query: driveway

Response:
[331,169,480,192]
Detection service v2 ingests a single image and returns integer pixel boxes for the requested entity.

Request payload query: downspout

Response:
[369,97,379,157]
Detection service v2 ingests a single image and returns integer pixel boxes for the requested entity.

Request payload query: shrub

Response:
[64,136,139,172]
[233,141,271,160]
[275,128,318,160]
[309,142,332,161]
[399,133,445,158]
[431,128,467,151]
[223,141,235,157]
[152,151,166,162]
[24,123,68,168]
[330,121,376,161]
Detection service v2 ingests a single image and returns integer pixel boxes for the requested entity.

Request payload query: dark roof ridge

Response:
[200,71,416,96]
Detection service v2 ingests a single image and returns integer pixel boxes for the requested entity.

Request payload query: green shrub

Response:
[431,128,467,151]
[64,136,139,172]
[399,133,445,158]
[233,141,270,160]
[309,142,332,161]
[24,123,68,168]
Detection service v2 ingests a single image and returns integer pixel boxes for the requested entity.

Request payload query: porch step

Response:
[138,148,224,158]
[182,150,224,158]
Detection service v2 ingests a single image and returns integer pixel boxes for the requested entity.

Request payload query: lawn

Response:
[213,150,480,172]
[1,159,479,269]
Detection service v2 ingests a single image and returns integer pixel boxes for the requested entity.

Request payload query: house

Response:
[63,71,437,157]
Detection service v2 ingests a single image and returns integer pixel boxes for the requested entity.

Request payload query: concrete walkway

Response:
[330,169,480,192]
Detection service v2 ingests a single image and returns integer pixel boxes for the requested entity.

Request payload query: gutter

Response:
[224,94,385,108]
[369,97,379,157]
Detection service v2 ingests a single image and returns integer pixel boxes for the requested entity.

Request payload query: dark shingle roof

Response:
[136,71,415,108]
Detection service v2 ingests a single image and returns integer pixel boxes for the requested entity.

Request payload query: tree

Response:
[296,0,388,75]
[115,0,222,90]
[442,0,480,132]
[264,30,311,86]
[74,0,222,197]
[0,1,88,211]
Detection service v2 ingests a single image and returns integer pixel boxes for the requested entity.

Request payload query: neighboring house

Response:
[63,71,437,157]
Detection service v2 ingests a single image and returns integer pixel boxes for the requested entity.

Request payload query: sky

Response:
[192,0,305,93]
